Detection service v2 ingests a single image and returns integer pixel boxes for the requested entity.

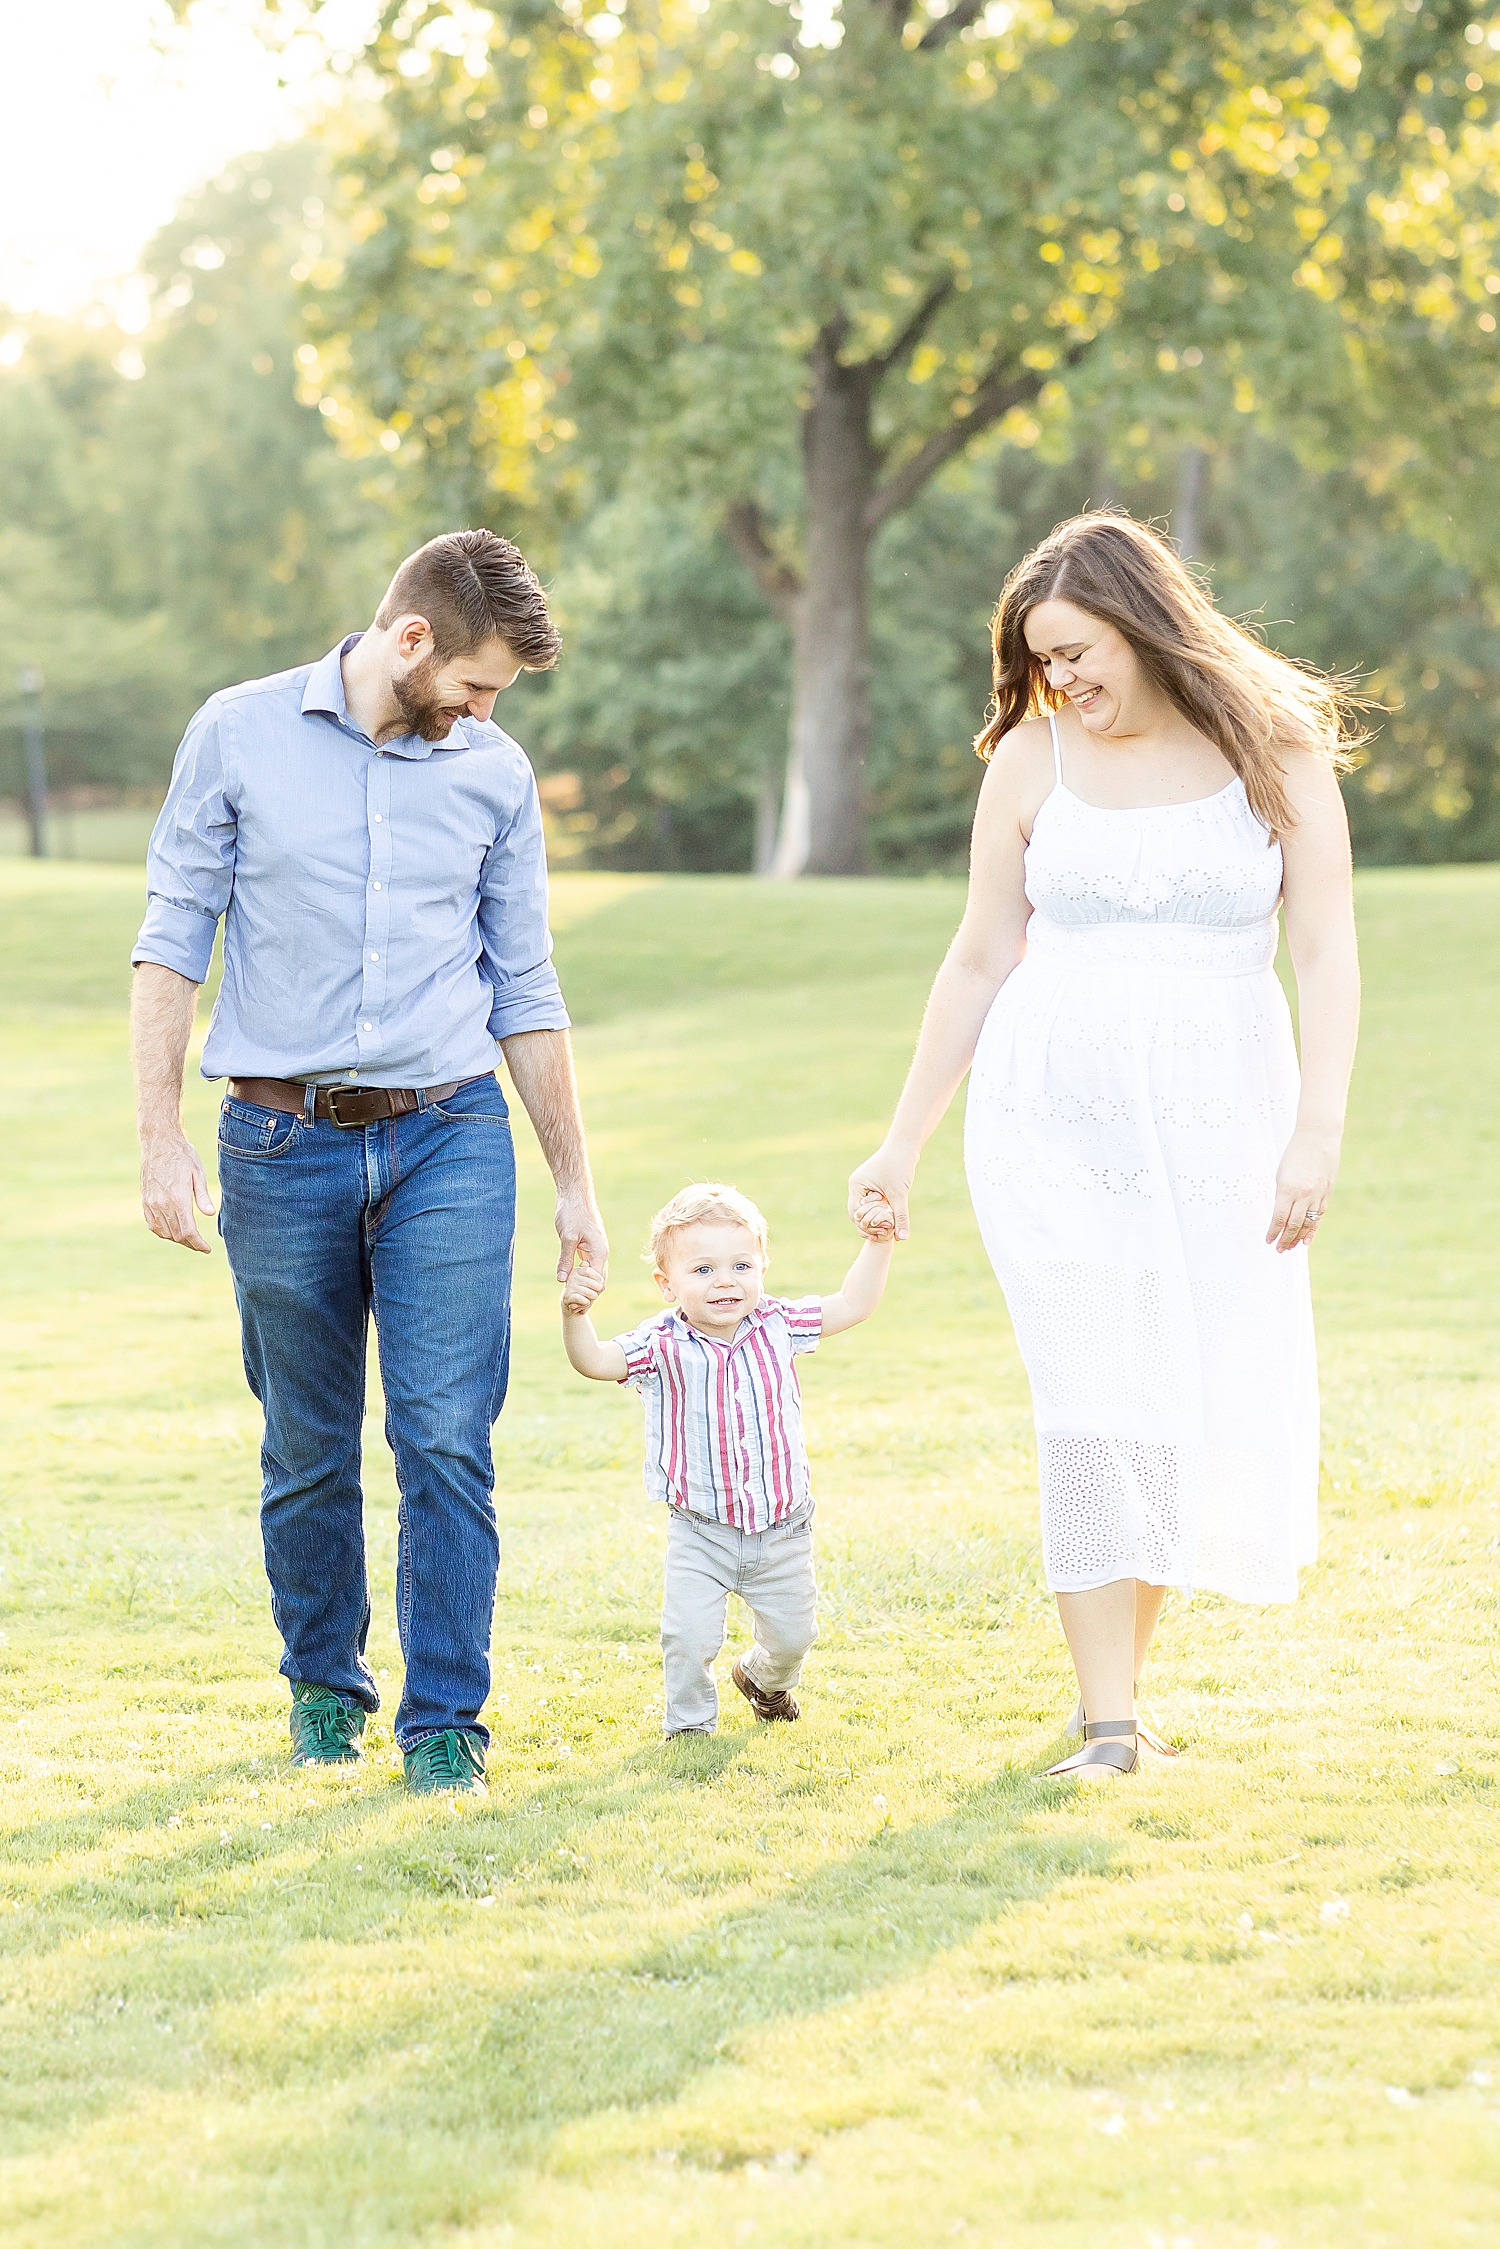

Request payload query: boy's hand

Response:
[561,1261,607,1316]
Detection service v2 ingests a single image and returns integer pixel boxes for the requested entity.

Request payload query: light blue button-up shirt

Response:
[132,636,570,1086]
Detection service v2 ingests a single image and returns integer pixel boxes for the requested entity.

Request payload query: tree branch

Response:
[917,0,987,52]
[862,340,1093,533]
[867,276,955,380]
[865,0,919,39]
[724,499,802,619]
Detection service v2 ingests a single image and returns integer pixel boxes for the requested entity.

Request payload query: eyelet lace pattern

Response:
[964,753,1318,1605]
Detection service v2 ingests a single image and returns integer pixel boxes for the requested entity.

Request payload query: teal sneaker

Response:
[404,1729,487,1796]
[289,1683,365,1766]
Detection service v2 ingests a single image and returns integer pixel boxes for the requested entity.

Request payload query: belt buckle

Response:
[324,1085,369,1129]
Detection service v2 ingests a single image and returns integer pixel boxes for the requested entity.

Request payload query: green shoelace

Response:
[407,1729,485,1786]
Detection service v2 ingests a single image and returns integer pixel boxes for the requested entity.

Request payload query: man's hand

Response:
[141,1130,216,1254]
[555,1188,608,1288]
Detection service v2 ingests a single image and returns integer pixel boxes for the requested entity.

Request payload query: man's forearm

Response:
[498,1029,593,1190]
[132,963,215,1253]
[132,964,202,1143]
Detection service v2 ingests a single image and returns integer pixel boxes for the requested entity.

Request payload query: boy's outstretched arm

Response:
[561,1264,630,1381]
[819,1237,895,1339]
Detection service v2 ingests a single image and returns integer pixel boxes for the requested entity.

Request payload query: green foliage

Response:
[508,433,1500,871]
[507,490,790,870]
[300,0,1500,869]
[0,148,392,798]
[314,0,1500,513]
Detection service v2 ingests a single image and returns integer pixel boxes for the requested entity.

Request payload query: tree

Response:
[306,0,1500,870]
[0,148,394,797]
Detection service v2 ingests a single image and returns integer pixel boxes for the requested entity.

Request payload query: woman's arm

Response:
[847,726,1048,1240]
[1269,752,1361,1253]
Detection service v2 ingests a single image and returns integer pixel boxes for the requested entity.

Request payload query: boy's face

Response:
[656,1221,766,1337]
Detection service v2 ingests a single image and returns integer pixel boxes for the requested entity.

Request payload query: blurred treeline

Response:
[2,145,1497,868]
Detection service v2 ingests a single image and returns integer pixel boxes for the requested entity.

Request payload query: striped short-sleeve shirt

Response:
[612,1296,823,1533]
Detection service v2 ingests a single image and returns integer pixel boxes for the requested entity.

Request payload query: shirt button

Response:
[373,813,383,823]
[369,951,379,961]
[372,880,382,891]
[362,1022,373,1031]
[345,1070,357,1081]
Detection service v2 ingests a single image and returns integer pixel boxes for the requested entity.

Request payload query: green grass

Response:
[0,807,159,866]
[1,859,1497,2248]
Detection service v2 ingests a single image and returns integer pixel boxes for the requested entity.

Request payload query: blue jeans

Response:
[217,1074,515,1750]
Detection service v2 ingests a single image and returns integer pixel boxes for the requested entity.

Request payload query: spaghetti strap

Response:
[1047,711,1064,787]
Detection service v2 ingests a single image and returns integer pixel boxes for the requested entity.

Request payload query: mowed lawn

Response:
[0,859,1497,2249]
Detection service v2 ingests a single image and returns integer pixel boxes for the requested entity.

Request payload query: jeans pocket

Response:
[218,1099,303,1158]
[428,1074,510,1124]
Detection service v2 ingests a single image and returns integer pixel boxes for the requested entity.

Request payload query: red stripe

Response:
[712,1343,739,1526]
[743,1324,792,1524]
[660,1325,689,1505]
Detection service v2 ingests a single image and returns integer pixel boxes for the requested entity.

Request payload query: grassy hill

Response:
[0,861,1496,2247]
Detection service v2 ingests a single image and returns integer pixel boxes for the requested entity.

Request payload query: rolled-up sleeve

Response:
[477,761,572,1041]
[132,698,237,982]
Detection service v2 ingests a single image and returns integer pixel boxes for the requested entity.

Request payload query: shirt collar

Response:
[300,633,469,759]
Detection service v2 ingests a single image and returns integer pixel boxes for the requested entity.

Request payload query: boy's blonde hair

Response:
[647,1182,769,1270]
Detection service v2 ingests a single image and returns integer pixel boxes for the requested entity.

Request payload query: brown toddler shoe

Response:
[731,1658,800,1723]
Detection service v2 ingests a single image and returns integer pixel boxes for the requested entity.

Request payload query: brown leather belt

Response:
[228,1076,469,1129]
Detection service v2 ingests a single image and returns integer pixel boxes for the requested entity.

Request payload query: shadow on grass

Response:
[451,1756,1113,2148]
[0,1730,1109,2219]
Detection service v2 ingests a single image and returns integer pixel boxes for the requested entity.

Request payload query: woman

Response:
[850,513,1361,1778]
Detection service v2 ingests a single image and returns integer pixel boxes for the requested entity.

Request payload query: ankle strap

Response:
[1082,1718,1137,1740]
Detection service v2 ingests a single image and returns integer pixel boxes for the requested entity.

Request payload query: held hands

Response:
[847,1144,914,1243]
[140,1131,216,1255]
[561,1261,607,1318]
[554,1187,608,1289]
[1267,1128,1339,1254]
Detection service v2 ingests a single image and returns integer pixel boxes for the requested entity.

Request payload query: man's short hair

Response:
[374,529,561,668]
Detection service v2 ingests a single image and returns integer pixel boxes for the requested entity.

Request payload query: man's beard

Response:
[391,652,462,742]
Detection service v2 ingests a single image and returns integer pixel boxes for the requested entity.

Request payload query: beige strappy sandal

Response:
[1046,1718,1139,1778]
[1066,1696,1178,1759]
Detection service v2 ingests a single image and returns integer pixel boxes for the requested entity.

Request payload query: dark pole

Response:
[18,667,47,858]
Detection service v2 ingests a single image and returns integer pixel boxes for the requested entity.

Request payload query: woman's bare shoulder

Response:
[1278,743,1348,810]
[977,715,1058,818]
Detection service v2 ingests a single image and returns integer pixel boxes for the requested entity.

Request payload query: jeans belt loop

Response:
[302,1082,317,1125]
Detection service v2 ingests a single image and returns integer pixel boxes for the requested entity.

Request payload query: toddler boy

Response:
[562,1183,892,1736]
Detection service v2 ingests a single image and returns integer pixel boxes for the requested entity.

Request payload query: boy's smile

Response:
[656,1220,767,1340]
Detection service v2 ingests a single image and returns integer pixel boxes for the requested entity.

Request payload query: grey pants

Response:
[660,1506,818,1735]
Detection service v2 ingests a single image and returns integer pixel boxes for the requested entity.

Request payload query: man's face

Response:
[390,626,523,741]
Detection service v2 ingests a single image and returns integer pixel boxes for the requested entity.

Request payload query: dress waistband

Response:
[1024,914,1278,977]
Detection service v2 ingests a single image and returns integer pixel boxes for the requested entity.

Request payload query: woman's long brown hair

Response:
[975,512,1364,836]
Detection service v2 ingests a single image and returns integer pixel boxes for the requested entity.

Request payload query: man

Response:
[131,528,607,1796]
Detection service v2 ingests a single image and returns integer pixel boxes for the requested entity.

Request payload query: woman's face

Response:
[1024,598,1154,735]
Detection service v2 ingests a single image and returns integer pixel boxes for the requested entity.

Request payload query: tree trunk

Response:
[771,333,877,878]
[752,760,782,874]
[1175,443,1210,561]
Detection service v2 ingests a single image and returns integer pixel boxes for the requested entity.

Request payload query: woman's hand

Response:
[1267,1129,1340,1254]
[848,1144,916,1242]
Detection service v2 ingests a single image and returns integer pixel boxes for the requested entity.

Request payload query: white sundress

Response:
[964,713,1318,1604]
